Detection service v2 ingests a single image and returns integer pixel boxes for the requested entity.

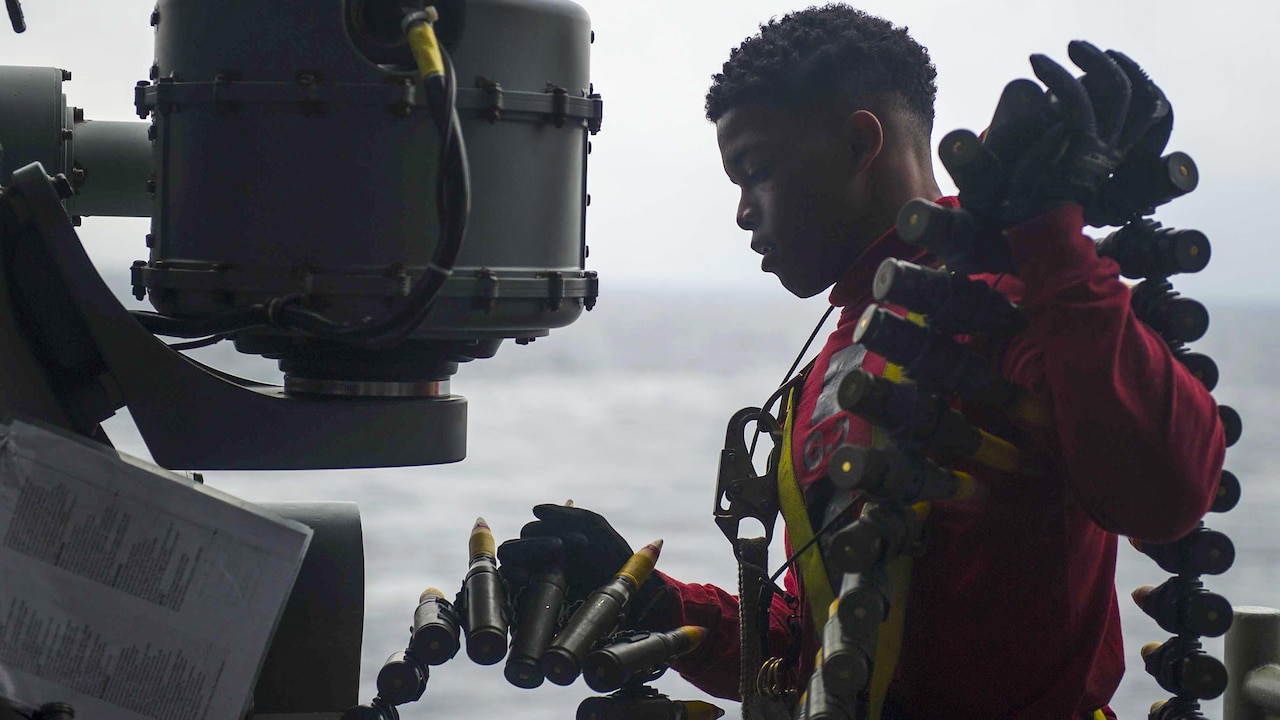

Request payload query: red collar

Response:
[828,196,960,308]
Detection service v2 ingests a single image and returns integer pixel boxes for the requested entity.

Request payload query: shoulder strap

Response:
[777,386,837,634]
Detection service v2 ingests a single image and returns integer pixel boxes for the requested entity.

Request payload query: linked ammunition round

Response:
[464,518,509,666]
[873,258,1026,335]
[854,305,1025,415]
[1132,577,1233,638]
[1130,280,1210,344]
[543,540,663,686]
[1133,526,1235,576]
[803,650,849,720]
[374,651,427,706]
[505,564,567,689]
[938,129,1002,206]
[1211,471,1240,514]
[583,626,706,693]
[1218,405,1242,448]
[1096,222,1211,280]
[1097,152,1200,225]
[896,197,997,273]
[1175,351,1218,392]
[837,567,890,636]
[410,587,460,665]
[1141,637,1228,700]
[821,606,871,702]
[829,505,922,575]
[341,698,399,720]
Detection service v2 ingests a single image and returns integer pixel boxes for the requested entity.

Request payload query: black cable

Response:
[769,502,854,586]
[747,304,836,459]
[166,334,231,351]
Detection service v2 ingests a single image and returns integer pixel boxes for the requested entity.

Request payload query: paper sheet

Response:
[0,420,312,720]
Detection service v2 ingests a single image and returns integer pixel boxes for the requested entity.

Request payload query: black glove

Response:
[1001,41,1133,222]
[497,504,672,630]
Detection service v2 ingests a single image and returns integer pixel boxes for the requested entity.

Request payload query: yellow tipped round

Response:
[1132,585,1156,606]
[420,587,445,603]
[469,517,496,559]
[616,539,663,588]
[684,700,726,720]
[680,625,708,652]
[1140,642,1162,660]
[953,471,984,500]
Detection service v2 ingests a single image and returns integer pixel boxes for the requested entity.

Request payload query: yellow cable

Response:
[405,16,445,80]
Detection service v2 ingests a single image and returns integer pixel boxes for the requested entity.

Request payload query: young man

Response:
[502,5,1224,718]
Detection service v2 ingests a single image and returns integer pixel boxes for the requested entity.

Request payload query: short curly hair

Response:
[706,5,937,144]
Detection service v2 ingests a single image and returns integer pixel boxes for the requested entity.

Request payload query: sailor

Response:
[499,6,1225,719]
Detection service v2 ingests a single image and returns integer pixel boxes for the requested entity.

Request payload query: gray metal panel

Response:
[253,502,365,717]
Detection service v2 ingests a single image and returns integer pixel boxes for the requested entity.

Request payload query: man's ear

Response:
[846,109,884,174]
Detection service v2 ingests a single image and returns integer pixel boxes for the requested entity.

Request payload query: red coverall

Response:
[646,200,1226,719]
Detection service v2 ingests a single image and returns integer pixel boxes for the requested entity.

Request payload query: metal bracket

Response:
[714,406,783,545]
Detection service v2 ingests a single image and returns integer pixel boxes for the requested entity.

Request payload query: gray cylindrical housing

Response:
[140,0,598,339]
[0,66,152,218]
[1226,606,1280,720]
[0,66,72,187]
[66,120,153,217]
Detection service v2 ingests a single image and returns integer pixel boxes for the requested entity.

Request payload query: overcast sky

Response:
[3,0,1279,302]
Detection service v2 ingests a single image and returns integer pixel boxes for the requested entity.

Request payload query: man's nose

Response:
[736,193,758,231]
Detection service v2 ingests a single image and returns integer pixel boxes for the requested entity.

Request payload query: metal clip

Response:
[547,83,569,128]
[714,406,783,544]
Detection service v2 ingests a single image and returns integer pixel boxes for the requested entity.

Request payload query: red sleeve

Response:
[642,566,797,700]
[995,203,1225,542]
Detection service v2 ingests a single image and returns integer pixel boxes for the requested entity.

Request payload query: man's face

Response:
[716,104,874,298]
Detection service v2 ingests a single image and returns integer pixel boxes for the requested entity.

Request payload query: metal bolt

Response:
[586,194,591,207]
[137,80,149,87]
[51,174,74,199]
[150,64,159,80]
[145,233,155,248]
[72,107,84,123]
[60,69,72,81]
[60,128,73,141]
[150,9,160,26]
[70,167,86,188]
[147,124,156,141]
[71,216,82,227]
[146,179,156,194]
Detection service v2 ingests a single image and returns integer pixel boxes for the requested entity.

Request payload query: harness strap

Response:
[866,359,922,720]
[777,387,837,635]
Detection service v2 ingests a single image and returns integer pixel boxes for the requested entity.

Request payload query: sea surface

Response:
[96,282,1280,720]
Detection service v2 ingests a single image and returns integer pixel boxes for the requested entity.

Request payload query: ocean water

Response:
[95,282,1280,720]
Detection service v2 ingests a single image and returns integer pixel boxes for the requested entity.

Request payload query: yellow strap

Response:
[777,388,837,634]
[779,314,928,719]
[866,350,923,720]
